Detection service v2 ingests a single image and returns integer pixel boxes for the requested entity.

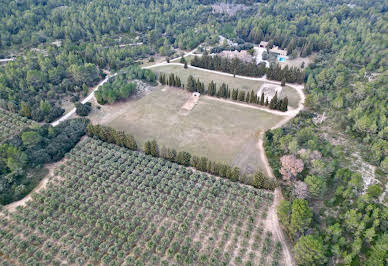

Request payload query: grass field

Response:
[89,86,285,174]
[151,64,301,108]
[0,138,283,265]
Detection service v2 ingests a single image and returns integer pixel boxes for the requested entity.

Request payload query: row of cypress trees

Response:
[158,73,288,112]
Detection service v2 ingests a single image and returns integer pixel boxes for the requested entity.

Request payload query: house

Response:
[259,41,268,48]
[269,45,287,56]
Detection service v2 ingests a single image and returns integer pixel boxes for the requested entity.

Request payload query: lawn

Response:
[89,86,285,174]
[151,64,301,108]
[0,137,284,265]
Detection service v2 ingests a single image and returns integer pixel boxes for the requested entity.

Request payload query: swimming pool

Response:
[278,57,286,62]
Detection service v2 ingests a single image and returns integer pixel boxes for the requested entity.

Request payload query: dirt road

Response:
[51,72,116,126]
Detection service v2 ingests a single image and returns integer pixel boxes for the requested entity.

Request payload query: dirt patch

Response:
[258,83,283,102]
[219,50,253,63]
[181,92,200,111]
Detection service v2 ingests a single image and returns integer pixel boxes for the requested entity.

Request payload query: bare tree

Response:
[279,155,304,182]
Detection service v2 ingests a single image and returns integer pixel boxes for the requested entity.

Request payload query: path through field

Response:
[257,131,295,265]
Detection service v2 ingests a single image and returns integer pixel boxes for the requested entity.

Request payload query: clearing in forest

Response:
[0,138,284,265]
[151,64,301,109]
[89,86,285,174]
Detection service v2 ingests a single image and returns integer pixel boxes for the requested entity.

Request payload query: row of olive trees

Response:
[1,137,279,265]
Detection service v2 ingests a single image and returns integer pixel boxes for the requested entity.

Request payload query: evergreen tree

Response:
[144,141,151,155]
[282,97,288,111]
[246,92,250,103]
[278,99,283,111]
[187,75,196,92]
[232,89,238,100]
[184,61,188,69]
[238,91,246,101]
[260,92,265,105]
[281,78,286,86]
[208,81,216,96]
[150,139,159,157]
[265,97,269,106]
[249,90,255,103]
[269,92,278,109]
[175,76,181,87]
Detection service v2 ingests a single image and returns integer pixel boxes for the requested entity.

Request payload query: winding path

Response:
[51,72,116,126]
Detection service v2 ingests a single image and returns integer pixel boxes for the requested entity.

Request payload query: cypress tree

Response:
[144,141,151,155]
[250,90,256,103]
[260,92,265,105]
[238,91,246,101]
[196,78,201,92]
[150,140,159,157]
[269,92,278,109]
[232,89,238,100]
[246,91,250,103]
[278,99,283,111]
[175,76,181,87]
[265,97,269,106]
[282,97,288,111]
[187,75,196,92]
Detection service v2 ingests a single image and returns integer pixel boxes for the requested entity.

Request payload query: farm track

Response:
[11,47,302,266]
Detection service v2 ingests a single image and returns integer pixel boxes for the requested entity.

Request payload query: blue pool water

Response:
[278,57,286,62]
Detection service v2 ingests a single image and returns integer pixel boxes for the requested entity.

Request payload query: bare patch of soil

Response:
[181,93,200,111]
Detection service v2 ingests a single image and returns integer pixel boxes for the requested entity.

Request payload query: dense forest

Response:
[0,48,102,122]
[191,54,305,83]
[0,0,387,264]
[0,117,88,204]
